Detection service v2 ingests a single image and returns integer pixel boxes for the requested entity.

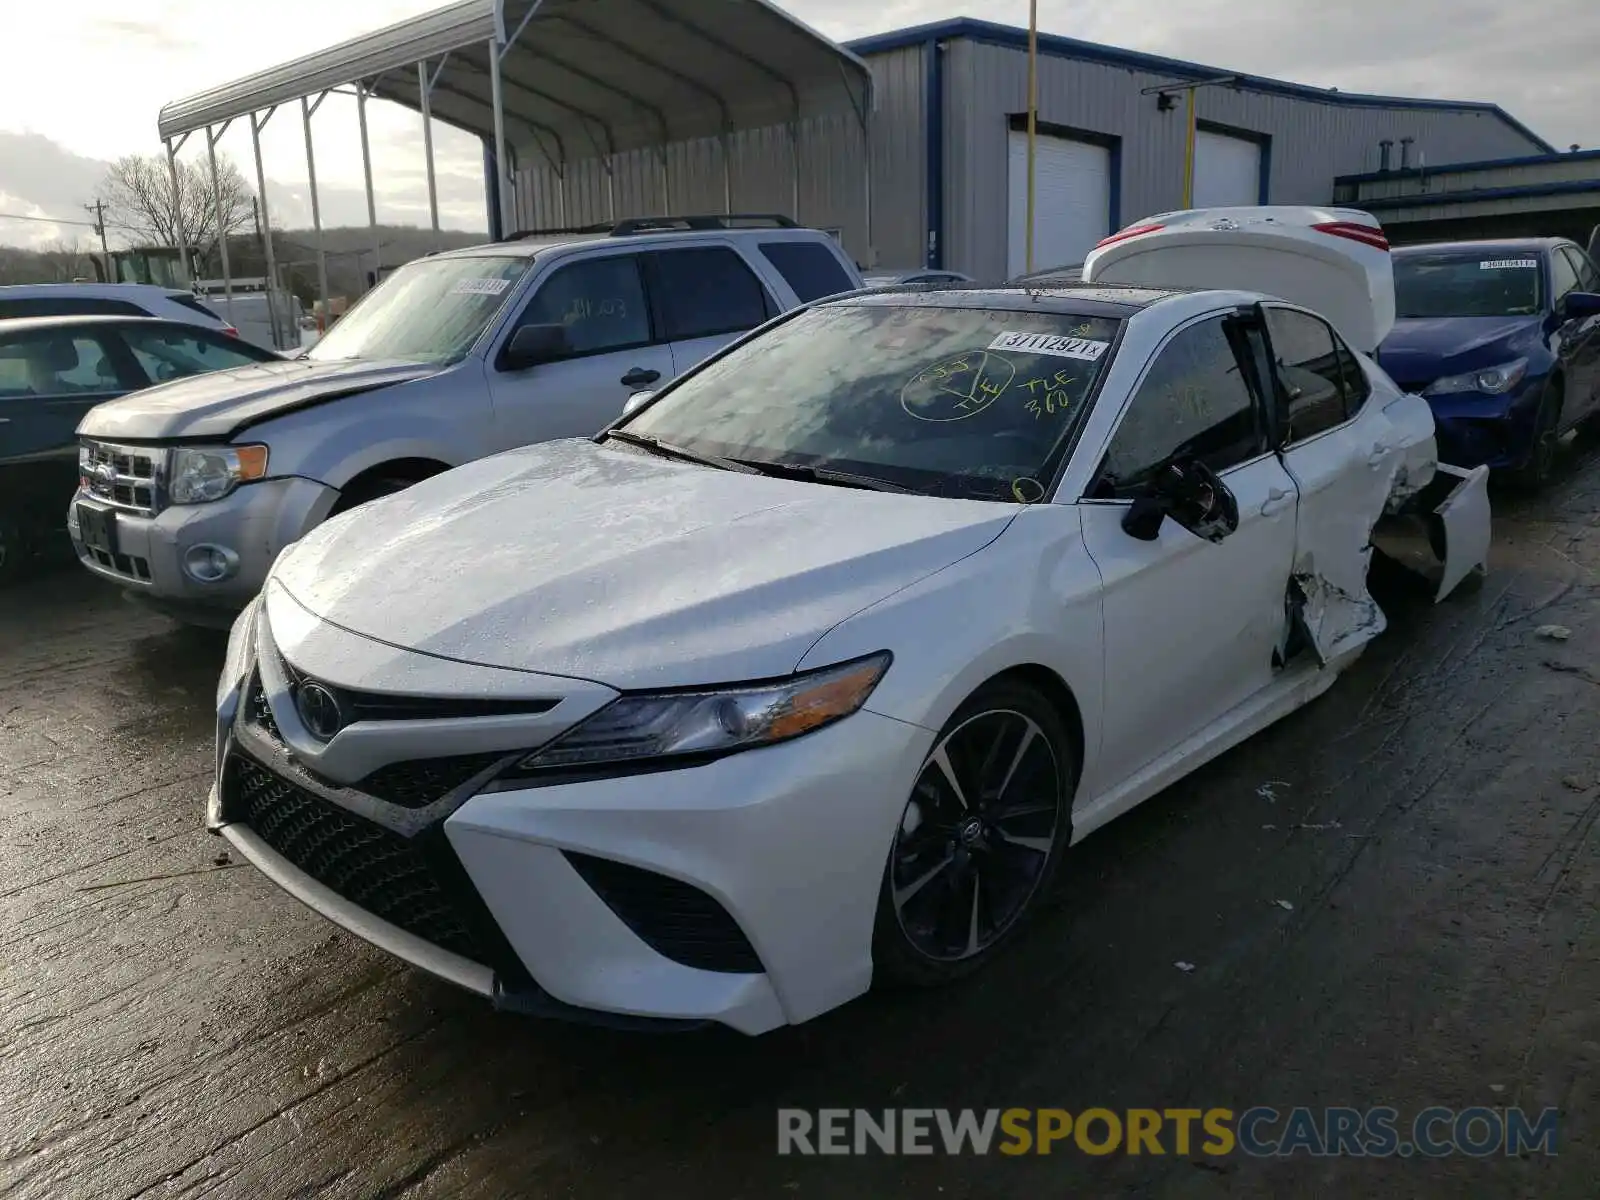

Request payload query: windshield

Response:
[618,304,1121,501]
[1393,252,1543,318]
[307,255,528,364]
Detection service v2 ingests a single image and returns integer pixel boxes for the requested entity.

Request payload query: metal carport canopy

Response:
[158,0,873,168]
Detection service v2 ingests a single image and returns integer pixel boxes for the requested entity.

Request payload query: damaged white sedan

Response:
[209,206,1489,1035]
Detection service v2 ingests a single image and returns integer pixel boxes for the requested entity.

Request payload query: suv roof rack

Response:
[504,213,800,242]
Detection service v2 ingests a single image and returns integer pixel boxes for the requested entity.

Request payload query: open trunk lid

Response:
[1082,206,1395,352]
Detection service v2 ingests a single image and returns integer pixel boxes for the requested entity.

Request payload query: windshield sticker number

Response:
[1479,259,1538,270]
[988,331,1109,360]
[901,352,1017,422]
[451,277,513,295]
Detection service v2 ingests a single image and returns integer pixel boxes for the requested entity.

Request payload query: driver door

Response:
[486,252,676,448]
[1078,312,1299,796]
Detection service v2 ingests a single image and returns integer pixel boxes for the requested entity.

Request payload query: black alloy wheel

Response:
[874,678,1075,986]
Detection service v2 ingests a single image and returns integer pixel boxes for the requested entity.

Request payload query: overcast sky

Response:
[2,0,1595,248]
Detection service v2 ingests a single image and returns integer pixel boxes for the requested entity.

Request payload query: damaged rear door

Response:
[1257,305,1404,664]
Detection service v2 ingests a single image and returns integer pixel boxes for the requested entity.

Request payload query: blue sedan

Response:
[1379,238,1600,487]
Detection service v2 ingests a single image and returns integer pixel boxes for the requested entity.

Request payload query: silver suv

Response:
[69,215,861,626]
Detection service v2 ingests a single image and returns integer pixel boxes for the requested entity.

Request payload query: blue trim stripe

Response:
[845,18,1555,155]
[1360,179,1600,211]
[1335,147,1600,185]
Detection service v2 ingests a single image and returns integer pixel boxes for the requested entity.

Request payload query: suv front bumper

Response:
[68,477,337,625]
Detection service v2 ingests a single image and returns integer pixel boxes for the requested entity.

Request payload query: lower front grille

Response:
[224,751,525,978]
[564,852,764,974]
[85,546,151,581]
[357,754,508,809]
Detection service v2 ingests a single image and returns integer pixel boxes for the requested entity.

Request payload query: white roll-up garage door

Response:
[1192,130,1262,208]
[1007,130,1111,277]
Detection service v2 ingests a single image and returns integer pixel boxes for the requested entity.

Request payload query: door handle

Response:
[620,367,660,387]
[1259,487,1292,516]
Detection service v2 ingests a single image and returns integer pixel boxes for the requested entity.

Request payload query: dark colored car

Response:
[0,315,280,578]
[1378,238,1600,486]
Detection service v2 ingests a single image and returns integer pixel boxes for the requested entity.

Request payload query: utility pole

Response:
[85,199,113,283]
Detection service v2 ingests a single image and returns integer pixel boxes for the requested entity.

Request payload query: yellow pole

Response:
[1182,86,1196,208]
[1025,0,1038,272]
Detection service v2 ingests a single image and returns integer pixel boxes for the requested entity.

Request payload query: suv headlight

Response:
[1422,358,1528,397]
[511,652,891,773]
[170,444,269,505]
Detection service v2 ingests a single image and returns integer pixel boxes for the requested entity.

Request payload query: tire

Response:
[872,677,1077,988]
[1507,379,1563,491]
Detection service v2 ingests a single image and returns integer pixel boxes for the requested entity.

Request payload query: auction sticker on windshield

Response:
[1478,259,1538,270]
[988,331,1109,360]
[451,277,513,295]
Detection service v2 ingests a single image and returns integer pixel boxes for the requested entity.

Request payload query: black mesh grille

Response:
[224,752,525,978]
[356,754,507,809]
[564,852,763,974]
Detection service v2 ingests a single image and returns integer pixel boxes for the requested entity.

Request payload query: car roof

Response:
[0,314,175,334]
[1393,238,1565,256]
[429,220,839,262]
[822,281,1197,318]
[0,282,183,296]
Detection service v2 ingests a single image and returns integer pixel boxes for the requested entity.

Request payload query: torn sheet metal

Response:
[1429,462,1490,601]
[1289,560,1387,666]
[1379,392,1439,514]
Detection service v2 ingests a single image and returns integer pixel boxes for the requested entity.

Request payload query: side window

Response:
[647,247,772,340]
[0,333,123,396]
[1097,316,1263,493]
[118,325,275,383]
[169,294,225,321]
[1561,246,1600,294]
[514,256,651,357]
[1265,309,1351,444]
[0,297,148,318]
[758,240,856,303]
[1550,249,1580,303]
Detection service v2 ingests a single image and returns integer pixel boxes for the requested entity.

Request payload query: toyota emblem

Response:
[295,681,344,741]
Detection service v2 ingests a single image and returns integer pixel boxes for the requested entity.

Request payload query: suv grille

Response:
[81,441,163,516]
[224,752,524,976]
[564,852,764,974]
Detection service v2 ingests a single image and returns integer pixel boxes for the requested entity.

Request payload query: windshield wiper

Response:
[729,458,916,493]
[604,429,756,473]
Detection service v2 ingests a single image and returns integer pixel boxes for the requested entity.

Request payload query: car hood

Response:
[271,438,1015,690]
[76,357,441,441]
[1376,315,1542,389]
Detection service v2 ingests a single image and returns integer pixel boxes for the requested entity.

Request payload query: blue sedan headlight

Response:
[1422,358,1528,397]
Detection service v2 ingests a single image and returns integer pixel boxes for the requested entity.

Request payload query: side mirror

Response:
[1121,494,1170,541]
[503,322,571,370]
[1561,291,1600,321]
[1120,458,1239,543]
[621,389,655,416]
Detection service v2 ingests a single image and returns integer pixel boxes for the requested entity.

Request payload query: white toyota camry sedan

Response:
[209,208,1491,1034]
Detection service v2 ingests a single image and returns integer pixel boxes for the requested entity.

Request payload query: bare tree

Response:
[99,152,254,265]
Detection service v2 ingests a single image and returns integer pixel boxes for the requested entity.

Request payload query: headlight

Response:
[170,444,269,505]
[216,595,260,706]
[513,652,891,773]
[1422,358,1528,397]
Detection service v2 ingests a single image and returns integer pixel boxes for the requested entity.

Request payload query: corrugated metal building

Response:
[1333,149,1600,247]
[511,17,1552,279]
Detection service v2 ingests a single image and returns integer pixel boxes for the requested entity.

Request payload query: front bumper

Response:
[69,476,338,624]
[1425,381,1545,470]
[211,662,934,1035]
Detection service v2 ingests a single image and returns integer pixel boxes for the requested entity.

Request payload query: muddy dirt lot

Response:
[3,457,1599,1199]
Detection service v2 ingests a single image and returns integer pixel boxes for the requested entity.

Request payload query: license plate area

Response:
[77,502,118,556]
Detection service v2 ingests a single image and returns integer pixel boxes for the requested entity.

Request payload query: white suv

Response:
[70,215,863,625]
[0,283,236,335]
